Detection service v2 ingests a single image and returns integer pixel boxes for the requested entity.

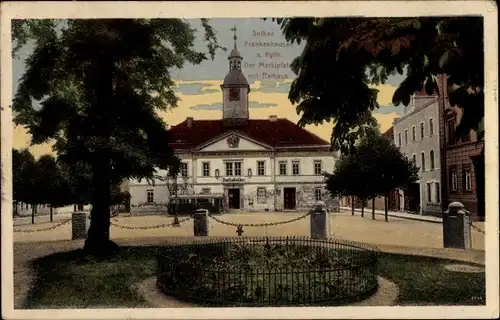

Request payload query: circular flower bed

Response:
[157,237,379,306]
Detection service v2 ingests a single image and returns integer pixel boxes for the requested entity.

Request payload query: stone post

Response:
[442,202,472,249]
[72,211,88,240]
[310,201,329,239]
[193,209,209,236]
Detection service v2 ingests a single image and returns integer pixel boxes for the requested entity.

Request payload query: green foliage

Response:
[326,130,419,200]
[25,245,485,308]
[12,148,127,208]
[12,148,38,205]
[12,19,223,250]
[161,241,373,306]
[272,17,484,153]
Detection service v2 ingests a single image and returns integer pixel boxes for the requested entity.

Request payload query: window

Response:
[463,167,472,191]
[421,152,426,171]
[398,133,402,146]
[435,182,440,202]
[449,167,458,191]
[429,119,434,136]
[314,187,322,201]
[447,119,456,145]
[412,154,416,165]
[202,162,210,177]
[229,88,240,101]
[234,162,242,176]
[426,183,432,202]
[180,162,188,177]
[279,161,287,175]
[404,130,408,144]
[201,188,211,194]
[430,150,435,170]
[257,161,265,176]
[420,122,425,139]
[225,161,242,176]
[314,160,323,175]
[225,162,233,176]
[411,126,416,141]
[146,189,154,203]
[292,160,300,175]
[257,187,267,204]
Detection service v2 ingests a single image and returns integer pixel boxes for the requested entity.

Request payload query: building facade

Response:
[128,31,338,214]
[393,92,442,216]
[436,75,485,221]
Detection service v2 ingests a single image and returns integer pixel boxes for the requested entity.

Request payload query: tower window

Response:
[229,88,240,101]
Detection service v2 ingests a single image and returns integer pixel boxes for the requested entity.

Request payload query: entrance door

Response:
[404,183,421,213]
[283,188,296,210]
[228,188,240,209]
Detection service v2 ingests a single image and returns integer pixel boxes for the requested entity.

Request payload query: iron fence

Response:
[157,236,379,307]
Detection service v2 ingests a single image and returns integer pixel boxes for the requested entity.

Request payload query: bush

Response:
[157,238,378,306]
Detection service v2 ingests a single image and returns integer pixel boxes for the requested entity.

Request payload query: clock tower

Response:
[221,25,250,126]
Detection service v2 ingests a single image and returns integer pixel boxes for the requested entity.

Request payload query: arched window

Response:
[430,150,435,170]
[421,152,426,171]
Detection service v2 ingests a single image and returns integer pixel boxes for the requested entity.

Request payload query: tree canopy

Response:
[12,19,223,254]
[273,17,484,153]
[325,129,419,220]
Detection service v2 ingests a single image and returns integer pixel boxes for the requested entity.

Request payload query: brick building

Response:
[437,75,485,221]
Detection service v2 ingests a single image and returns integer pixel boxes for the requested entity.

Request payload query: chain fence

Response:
[13,218,72,233]
[208,211,311,228]
[109,216,193,230]
[469,221,486,234]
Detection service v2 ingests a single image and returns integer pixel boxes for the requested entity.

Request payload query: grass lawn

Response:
[23,246,485,308]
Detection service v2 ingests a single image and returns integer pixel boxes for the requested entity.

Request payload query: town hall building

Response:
[128,29,339,213]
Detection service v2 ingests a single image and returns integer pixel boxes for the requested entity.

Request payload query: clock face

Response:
[229,88,240,101]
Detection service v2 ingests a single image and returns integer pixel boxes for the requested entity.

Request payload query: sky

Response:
[12,18,406,158]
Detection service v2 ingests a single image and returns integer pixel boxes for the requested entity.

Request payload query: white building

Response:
[128,31,338,214]
[393,92,442,215]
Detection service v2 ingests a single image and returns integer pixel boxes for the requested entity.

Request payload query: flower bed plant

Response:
[157,237,378,306]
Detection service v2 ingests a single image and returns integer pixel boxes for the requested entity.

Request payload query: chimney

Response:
[186,117,193,128]
[269,115,278,122]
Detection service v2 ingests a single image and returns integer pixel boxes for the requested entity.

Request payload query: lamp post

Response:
[166,173,180,227]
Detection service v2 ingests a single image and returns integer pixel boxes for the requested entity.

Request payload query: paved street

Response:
[12,210,485,250]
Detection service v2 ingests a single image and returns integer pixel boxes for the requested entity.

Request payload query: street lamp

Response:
[166,173,180,227]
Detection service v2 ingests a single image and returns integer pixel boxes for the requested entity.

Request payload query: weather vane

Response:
[230,25,238,48]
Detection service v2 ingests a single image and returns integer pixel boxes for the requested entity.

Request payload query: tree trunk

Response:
[384,194,389,222]
[372,198,375,220]
[83,56,117,256]
[74,204,77,212]
[78,204,84,211]
[361,198,364,217]
[31,204,35,224]
[351,195,355,215]
[84,152,117,256]
[49,205,53,222]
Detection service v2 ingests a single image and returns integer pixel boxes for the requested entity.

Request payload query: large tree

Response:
[272,17,484,153]
[12,148,37,218]
[326,129,419,221]
[12,19,223,255]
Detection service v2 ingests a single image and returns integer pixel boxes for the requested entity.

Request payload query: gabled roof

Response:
[167,118,330,150]
[382,126,394,140]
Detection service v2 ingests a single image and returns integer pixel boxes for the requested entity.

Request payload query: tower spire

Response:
[230,25,238,49]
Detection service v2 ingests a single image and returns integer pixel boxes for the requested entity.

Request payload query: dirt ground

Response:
[13,211,486,250]
[10,211,486,309]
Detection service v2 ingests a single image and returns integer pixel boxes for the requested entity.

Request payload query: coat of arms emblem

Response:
[227,135,240,148]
